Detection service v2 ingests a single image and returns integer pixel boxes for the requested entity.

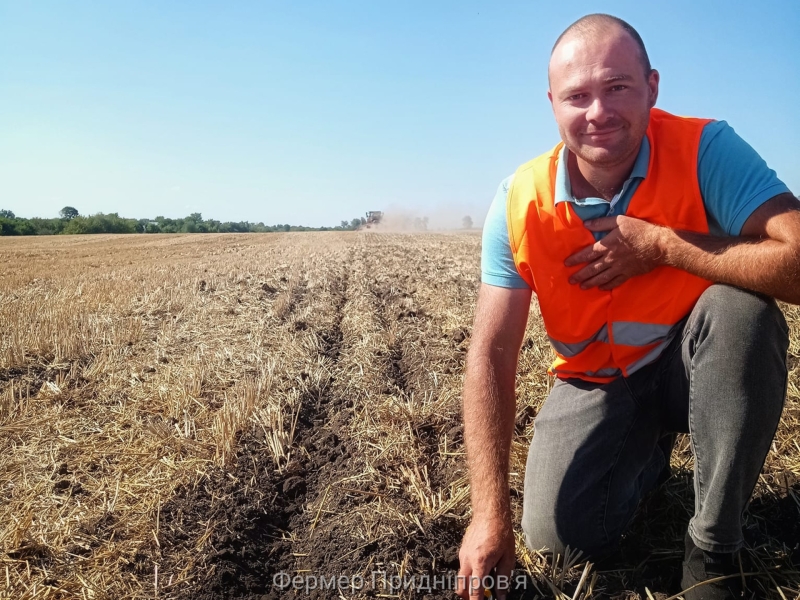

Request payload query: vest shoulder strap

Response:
[506,143,562,255]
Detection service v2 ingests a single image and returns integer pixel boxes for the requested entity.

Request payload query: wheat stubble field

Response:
[1,232,798,600]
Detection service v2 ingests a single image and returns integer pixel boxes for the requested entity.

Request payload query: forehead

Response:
[549,29,642,89]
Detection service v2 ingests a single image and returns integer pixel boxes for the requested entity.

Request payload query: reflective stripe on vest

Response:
[553,366,623,378]
[507,108,714,383]
[548,323,609,357]
[549,321,672,358]
[612,321,673,347]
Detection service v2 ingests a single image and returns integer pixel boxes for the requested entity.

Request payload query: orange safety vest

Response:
[507,108,714,383]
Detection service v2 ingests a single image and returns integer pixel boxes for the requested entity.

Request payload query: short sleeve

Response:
[481,175,530,289]
[698,121,791,236]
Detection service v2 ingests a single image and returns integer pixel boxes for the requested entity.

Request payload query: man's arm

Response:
[457,283,532,600]
[660,192,800,303]
[565,192,800,304]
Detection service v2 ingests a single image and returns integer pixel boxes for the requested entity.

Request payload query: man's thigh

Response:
[655,284,788,434]
[522,369,663,556]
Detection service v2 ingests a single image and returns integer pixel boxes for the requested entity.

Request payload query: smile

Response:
[584,128,622,138]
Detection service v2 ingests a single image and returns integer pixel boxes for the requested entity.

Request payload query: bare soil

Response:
[1,232,798,599]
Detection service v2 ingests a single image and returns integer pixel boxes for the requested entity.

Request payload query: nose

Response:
[586,96,614,124]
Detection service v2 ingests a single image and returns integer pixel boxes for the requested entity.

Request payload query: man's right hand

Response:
[457,516,516,599]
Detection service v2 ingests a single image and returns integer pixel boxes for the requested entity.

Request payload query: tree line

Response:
[0,207,371,236]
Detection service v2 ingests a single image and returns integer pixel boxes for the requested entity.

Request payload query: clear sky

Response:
[1,1,797,227]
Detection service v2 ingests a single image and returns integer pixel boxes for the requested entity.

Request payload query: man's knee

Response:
[521,483,614,558]
[688,284,788,420]
[692,284,788,347]
[521,498,569,556]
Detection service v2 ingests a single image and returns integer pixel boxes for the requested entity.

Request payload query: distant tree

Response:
[462,215,473,229]
[0,209,400,236]
[0,217,34,236]
[62,217,94,234]
[28,217,64,235]
[59,206,79,220]
[12,219,36,235]
[0,218,18,236]
[181,220,198,233]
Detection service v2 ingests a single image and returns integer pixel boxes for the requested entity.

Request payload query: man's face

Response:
[548,28,659,169]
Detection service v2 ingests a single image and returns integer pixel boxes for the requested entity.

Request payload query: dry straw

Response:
[0,232,798,599]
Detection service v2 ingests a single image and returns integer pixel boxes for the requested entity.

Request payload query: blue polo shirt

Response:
[482,120,791,289]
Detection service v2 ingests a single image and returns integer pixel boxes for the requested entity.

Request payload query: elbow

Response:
[784,279,800,305]
[785,247,800,304]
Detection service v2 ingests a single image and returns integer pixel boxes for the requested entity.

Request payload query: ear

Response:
[647,69,660,108]
[547,89,554,107]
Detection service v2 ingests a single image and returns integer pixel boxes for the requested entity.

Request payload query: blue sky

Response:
[1,1,797,227]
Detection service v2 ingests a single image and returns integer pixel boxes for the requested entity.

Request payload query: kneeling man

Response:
[457,13,798,600]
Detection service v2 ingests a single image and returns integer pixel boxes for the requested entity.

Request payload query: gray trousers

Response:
[521,285,789,556]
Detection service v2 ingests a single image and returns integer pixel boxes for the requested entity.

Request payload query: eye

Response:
[610,85,627,92]
[567,93,587,101]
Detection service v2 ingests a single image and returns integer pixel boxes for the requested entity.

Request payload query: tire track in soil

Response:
[153,250,496,599]
[314,270,467,599]
[274,272,308,323]
[370,283,413,398]
[356,259,536,599]
[154,264,351,600]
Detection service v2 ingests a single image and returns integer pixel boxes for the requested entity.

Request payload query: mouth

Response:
[583,127,622,139]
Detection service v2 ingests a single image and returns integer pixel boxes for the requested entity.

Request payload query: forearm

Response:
[462,349,518,521]
[659,227,800,304]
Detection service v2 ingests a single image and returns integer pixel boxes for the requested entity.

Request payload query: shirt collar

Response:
[554,136,650,205]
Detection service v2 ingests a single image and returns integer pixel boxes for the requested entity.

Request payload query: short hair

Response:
[551,14,652,75]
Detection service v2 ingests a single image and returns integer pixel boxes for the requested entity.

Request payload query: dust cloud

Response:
[367,203,488,232]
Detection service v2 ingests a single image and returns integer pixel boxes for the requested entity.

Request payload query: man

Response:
[456,14,798,600]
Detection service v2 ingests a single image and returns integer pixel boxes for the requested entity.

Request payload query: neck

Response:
[568,146,640,201]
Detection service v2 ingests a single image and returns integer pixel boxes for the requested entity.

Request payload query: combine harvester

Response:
[364,211,383,228]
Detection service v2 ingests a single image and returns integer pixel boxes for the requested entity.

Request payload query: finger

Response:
[455,566,471,599]
[580,267,619,290]
[495,551,516,599]
[457,566,488,600]
[564,244,602,267]
[569,259,611,285]
[565,235,614,267]
[583,216,620,231]
[468,571,486,599]
[599,274,629,291]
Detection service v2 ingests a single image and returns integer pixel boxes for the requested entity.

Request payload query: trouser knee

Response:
[692,284,789,351]
[521,493,612,558]
[522,505,563,555]
[690,286,789,413]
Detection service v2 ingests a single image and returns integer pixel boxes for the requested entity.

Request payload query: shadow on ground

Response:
[594,471,800,599]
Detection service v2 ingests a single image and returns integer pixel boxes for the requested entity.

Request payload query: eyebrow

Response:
[603,74,632,83]
[560,74,633,98]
